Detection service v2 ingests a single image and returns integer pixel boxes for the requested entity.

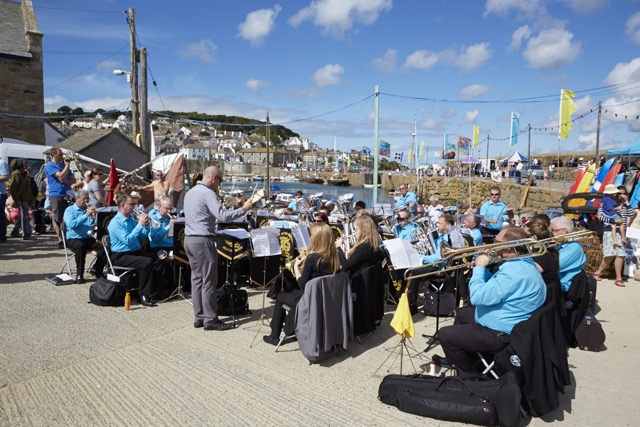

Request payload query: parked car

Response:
[520,165,545,181]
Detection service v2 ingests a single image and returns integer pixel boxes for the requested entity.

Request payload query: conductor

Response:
[184,166,253,331]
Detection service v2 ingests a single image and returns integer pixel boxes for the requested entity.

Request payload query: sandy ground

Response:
[1,230,639,426]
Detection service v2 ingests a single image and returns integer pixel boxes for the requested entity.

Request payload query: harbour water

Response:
[222,181,395,208]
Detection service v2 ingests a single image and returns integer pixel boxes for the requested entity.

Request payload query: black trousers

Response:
[269,289,303,338]
[66,238,107,278]
[438,306,510,373]
[111,251,154,297]
[150,246,177,297]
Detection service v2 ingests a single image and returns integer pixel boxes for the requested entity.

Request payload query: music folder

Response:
[382,238,423,270]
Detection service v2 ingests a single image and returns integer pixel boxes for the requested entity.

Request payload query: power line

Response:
[34,6,123,13]
[45,44,129,93]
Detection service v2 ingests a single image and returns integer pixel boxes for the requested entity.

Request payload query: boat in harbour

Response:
[363,183,381,188]
[251,175,265,182]
[328,174,349,186]
[307,175,324,184]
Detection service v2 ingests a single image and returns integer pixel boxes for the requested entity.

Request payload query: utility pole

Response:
[127,7,139,143]
[139,47,150,159]
[265,112,270,201]
[527,124,531,165]
[595,101,602,164]
[486,134,490,174]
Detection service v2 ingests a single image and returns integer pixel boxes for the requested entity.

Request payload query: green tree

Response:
[57,105,71,115]
[71,107,85,116]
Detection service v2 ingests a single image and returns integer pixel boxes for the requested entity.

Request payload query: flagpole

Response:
[373,85,380,205]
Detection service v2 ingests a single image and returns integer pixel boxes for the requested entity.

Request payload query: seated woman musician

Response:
[337,215,383,276]
[263,223,344,345]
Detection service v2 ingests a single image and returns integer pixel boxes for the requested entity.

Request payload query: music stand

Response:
[160,218,192,305]
[217,229,251,328]
[245,225,290,346]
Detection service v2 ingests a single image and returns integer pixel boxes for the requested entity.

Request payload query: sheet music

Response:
[383,238,423,269]
[250,227,282,257]
[217,228,250,240]
[291,223,311,250]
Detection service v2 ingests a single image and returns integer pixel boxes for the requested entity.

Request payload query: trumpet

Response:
[132,205,162,228]
[404,237,547,281]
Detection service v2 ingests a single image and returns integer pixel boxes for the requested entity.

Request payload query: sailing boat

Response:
[328,136,350,186]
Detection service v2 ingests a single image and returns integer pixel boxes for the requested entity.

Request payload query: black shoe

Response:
[87,267,100,278]
[194,319,204,328]
[431,354,452,368]
[263,335,279,346]
[204,319,232,331]
[139,295,157,307]
[75,276,86,284]
[57,241,64,249]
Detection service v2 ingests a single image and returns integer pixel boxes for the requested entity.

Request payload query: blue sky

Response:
[34,0,640,162]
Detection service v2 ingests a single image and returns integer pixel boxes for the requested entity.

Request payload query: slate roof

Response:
[57,128,145,155]
[0,1,31,59]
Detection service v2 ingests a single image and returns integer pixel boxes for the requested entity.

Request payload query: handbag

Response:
[89,276,125,306]
[378,372,522,427]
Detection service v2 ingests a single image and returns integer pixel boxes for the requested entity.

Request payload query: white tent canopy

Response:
[500,151,529,163]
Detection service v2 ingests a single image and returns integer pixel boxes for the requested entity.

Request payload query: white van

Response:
[0,140,48,173]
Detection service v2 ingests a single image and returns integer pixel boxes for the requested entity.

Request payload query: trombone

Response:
[535,229,598,249]
[403,237,547,281]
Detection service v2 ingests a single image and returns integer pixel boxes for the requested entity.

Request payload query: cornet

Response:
[132,205,162,228]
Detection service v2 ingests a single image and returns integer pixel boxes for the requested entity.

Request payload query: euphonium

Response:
[285,249,308,271]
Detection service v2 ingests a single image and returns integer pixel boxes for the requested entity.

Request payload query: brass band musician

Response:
[263,223,344,345]
[435,226,547,373]
[63,189,107,284]
[107,192,156,307]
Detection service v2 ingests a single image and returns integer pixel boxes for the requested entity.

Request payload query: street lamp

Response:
[112,69,131,83]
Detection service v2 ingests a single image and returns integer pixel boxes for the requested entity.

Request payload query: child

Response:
[599,184,625,247]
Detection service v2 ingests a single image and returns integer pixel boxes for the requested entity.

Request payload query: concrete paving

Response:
[1,230,639,426]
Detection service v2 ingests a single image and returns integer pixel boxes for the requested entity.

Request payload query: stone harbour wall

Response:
[382,174,566,213]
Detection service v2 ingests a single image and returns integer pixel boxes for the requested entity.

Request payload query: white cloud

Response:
[237,5,281,46]
[561,0,608,14]
[372,48,397,73]
[460,84,489,99]
[604,58,640,97]
[312,63,344,87]
[464,110,479,123]
[289,0,393,37]
[96,59,122,72]
[421,118,439,129]
[454,43,492,71]
[483,0,544,17]
[523,28,580,69]
[178,39,218,63]
[626,12,640,45]
[245,79,267,93]
[403,50,440,71]
[509,25,531,51]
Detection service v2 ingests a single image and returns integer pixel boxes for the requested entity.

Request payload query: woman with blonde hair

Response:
[339,215,382,275]
[264,223,343,345]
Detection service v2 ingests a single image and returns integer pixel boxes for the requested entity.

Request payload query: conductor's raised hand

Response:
[242,198,253,212]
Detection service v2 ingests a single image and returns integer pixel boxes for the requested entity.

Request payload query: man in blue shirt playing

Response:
[395,184,417,214]
[148,196,177,298]
[63,189,107,284]
[551,216,586,292]
[436,226,546,373]
[463,213,484,247]
[45,148,76,248]
[107,192,156,307]
[479,185,508,237]
[394,209,420,242]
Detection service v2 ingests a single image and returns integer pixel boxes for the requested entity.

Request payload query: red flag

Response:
[107,159,120,206]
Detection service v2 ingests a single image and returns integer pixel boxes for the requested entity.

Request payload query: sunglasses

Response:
[397,216,408,221]
[490,193,500,196]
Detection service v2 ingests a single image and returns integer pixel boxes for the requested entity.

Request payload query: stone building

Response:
[0,0,44,144]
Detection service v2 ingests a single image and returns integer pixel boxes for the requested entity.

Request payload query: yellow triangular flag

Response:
[390,292,415,337]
